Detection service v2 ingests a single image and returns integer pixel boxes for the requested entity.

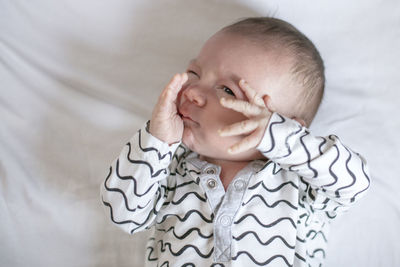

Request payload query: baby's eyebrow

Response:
[187,59,245,94]
[228,73,241,84]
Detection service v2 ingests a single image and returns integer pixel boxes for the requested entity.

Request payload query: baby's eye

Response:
[187,70,199,77]
[222,86,235,96]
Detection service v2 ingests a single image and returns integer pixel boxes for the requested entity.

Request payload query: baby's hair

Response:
[221,17,325,126]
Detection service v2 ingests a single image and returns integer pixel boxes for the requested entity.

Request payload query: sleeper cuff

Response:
[256,112,304,160]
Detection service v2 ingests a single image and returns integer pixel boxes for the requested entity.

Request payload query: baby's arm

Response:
[100,73,188,234]
[256,113,370,219]
[219,80,370,220]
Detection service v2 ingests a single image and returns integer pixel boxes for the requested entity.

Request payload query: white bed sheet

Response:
[1,0,399,266]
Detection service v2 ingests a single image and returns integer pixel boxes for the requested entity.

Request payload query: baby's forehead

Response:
[196,33,293,73]
[190,31,300,91]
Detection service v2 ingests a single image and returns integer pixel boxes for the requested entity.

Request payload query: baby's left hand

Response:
[218,79,273,155]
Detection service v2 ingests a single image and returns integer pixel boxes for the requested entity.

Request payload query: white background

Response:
[1,0,399,266]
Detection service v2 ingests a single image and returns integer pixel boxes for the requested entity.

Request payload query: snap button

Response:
[234,180,246,191]
[207,179,217,189]
[205,167,216,175]
[219,215,231,227]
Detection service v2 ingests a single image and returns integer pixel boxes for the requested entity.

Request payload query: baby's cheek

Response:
[209,123,240,146]
[221,111,247,127]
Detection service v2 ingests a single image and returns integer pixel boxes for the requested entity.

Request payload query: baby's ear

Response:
[292,117,306,127]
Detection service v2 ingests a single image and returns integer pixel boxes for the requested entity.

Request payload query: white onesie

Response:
[101,112,370,266]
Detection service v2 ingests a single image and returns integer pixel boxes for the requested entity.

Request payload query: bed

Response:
[1,0,399,266]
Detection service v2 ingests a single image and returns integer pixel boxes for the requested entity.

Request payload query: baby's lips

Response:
[177,105,188,119]
[178,104,197,124]
[177,108,183,118]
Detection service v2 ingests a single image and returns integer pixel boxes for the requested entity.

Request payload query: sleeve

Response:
[256,113,371,221]
[100,121,182,234]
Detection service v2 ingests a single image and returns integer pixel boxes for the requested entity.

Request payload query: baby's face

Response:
[177,31,298,161]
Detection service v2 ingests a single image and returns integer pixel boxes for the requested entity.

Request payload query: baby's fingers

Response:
[164,73,188,100]
[218,119,258,137]
[159,73,188,111]
[239,79,265,107]
[227,130,262,154]
[220,97,263,117]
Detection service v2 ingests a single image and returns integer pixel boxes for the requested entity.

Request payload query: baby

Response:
[101,17,370,266]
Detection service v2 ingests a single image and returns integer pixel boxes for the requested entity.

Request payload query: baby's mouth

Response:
[178,107,198,124]
[181,113,195,122]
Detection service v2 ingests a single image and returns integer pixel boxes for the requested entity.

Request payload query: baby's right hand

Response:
[149,73,188,145]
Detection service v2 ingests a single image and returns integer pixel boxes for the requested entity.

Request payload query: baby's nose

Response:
[183,86,206,106]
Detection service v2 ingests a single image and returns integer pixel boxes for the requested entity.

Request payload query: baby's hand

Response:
[218,79,273,154]
[149,73,188,145]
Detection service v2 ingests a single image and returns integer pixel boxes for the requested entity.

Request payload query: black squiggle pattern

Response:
[325,140,340,187]
[295,252,306,262]
[248,180,299,192]
[256,160,283,174]
[299,131,318,179]
[278,124,303,159]
[172,144,189,162]
[156,240,214,258]
[156,225,213,239]
[114,160,157,197]
[351,159,371,201]
[260,114,285,154]
[162,191,207,206]
[307,186,316,202]
[234,214,296,229]
[242,194,297,210]
[306,230,327,242]
[157,209,213,224]
[164,180,196,191]
[104,187,165,234]
[325,211,336,220]
[231,252,292,266]
[102,198,144,226]
[233,231,295,249]
[307,248,326,258]
[146,239,158,261]
[296,236,306,243]
[138,128,173,161]
[170,159,201,178]
[126,142,168,178]
[334,145,356,198]
[318,137,327,155]
[103,166,152,212]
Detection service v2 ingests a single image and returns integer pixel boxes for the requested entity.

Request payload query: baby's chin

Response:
[183,140,264,163]
[181,128,265,161]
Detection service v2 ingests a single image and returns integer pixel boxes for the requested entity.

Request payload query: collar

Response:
[184,151,277,182]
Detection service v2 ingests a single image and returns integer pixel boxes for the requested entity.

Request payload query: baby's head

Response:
[178,17,325,161]
[220,17,325,126]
